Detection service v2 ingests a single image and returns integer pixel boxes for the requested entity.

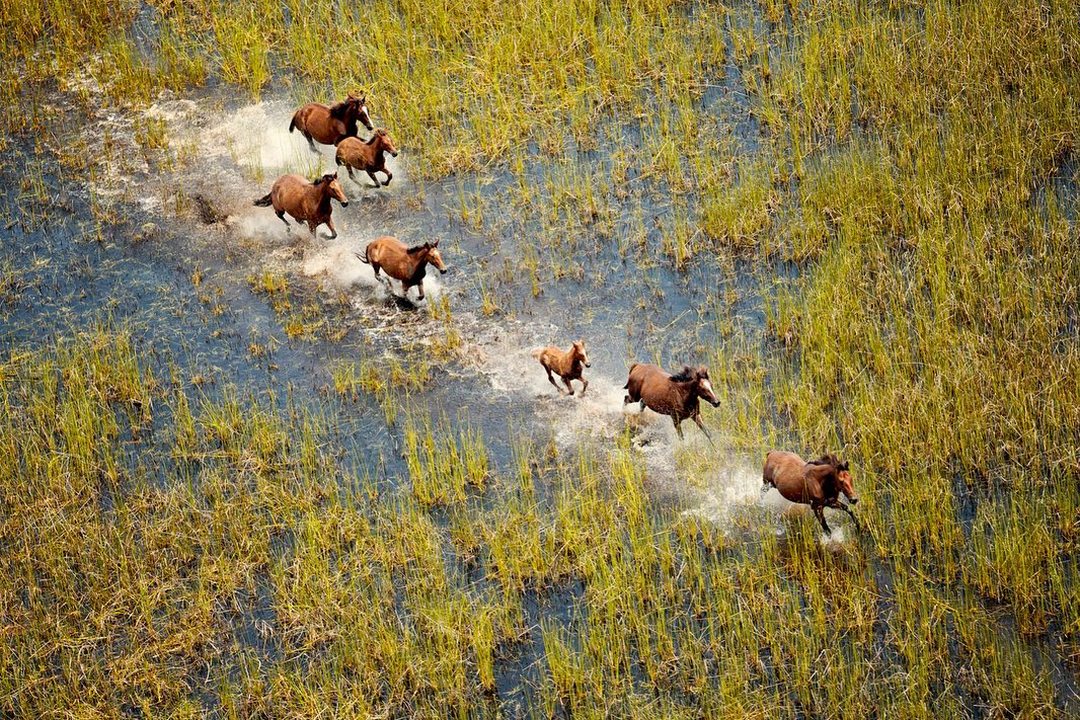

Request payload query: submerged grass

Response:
[1,0,1079,716]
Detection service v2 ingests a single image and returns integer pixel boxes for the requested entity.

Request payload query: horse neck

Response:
[314,183,334,210]
[805,463,837,497]
[673,378,698,408]
[408,249,430,278]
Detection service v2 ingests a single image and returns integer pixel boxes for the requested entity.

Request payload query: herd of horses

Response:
[253,93,861,537]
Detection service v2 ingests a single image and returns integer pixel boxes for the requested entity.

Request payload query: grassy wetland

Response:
[2,0,1079,717]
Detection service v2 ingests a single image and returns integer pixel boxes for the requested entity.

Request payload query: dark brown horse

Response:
[762,451,859,535]
[253,173,349,239]
[289,93,373,150]
[335,128,399,187]
[623,364,720,441]
[532,340,591,396]
[356,236,447,302]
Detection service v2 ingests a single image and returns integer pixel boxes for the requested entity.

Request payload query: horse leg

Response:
[308,220,318,237]
[673,418,685,440]
[325,217,337,240]
[366,170,381,189]
[382,169,393,186]
[276,210,290,230]
[828,499,860,530]
[562,376,575,396]
[347,166,357,182]
[416,280,425,300]
[304,133,317,153]
[813,504,832,535]
[545,369,563,394]
[580,377,588,395]
[692,414,715,445]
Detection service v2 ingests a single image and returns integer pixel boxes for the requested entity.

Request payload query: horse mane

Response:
[406,244,429,255]
[669,365,697,382]
[808,453,840,467]
[328,99,354,120]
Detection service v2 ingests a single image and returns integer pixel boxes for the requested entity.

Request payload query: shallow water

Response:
[4,73,1078,716]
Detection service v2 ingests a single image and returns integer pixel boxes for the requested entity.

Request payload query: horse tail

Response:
[623,362,639,389]
[530,348,544,361]
[253,193,273,207]
[354,248,370,264]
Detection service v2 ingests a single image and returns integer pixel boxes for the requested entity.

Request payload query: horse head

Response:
[348,92,374,131]
[834,460,858,504]
[424,239,447,274]
[690,366,719,407]
[316,173,349,207]
[372,128,399,157]
[572,340,591,368]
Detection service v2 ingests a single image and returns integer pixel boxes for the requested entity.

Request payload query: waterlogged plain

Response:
[1,0,1079,717]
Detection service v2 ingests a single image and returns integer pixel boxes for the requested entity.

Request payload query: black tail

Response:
[288,114,297,134]
[354,249,370,264]
[253,193,273,207]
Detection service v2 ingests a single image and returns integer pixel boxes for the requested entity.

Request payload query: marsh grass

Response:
[2,0,1079,716]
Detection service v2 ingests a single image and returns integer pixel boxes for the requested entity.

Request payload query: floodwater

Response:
[3,76,1076,716]
[2,82,782,518]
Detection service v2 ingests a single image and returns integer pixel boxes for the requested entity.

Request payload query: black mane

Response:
[669,365,698,382]
[406,244,428,255]
[328,99,354,120]
[808,453,840,467]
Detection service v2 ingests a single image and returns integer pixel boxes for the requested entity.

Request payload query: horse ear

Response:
[839,461,849,471]
[432,238,440,247]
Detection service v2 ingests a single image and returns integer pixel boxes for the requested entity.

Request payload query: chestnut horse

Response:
[356,237,447,302]
[253,173,349,239]
[335,128,399,187]
[762,451,859,535]
[532,341,591,396]
[289,93,373,150]
[623,364,719,441]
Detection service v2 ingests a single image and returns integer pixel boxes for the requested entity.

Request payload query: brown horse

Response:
[762,451,859,535]
[532,341,591,396]
[289,93,373,150]
[623,364,720,441]
[356,237,448,301]
[335,128,399,188]
[253,173,349,239]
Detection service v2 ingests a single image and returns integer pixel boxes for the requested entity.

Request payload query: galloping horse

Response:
[356,237,447,302]
[289,93,373,150]
[533,341,591,396]
[253,173,349,239]
[762,451,859,535]
[336,128,399,187]
[623,364,720,440]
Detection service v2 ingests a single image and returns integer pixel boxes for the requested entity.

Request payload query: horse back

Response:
[335,136,367,166]
[366,236,410,276]
[763,450,805,485]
